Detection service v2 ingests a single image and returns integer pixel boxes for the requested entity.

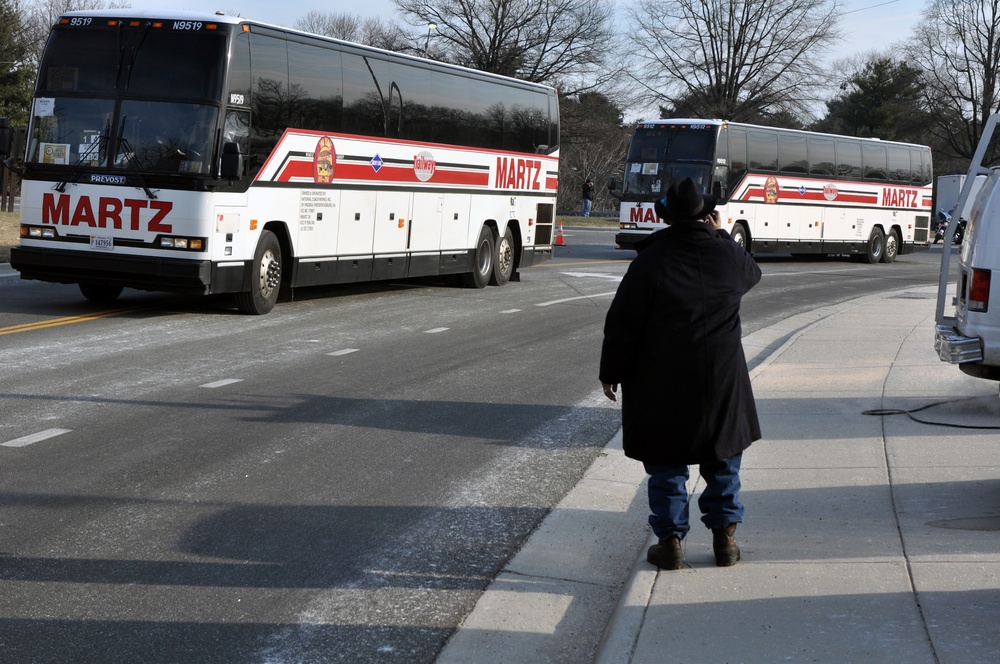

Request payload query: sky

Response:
[109,0,925,68]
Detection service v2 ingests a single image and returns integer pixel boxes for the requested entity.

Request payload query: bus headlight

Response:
[158,236,205,251]
[21,225,57,239]
[620,222,638,230]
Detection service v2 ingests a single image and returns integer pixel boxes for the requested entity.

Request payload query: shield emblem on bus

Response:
[314,137,336,184]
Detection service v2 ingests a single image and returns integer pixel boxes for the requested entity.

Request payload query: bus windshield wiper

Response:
[54,132,110,193]
[114,115,157,199]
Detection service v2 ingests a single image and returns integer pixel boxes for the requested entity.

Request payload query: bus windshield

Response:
[25,19,227,175]
[622,125,716,199]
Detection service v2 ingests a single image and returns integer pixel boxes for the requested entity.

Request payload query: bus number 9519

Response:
[173,21,203,30]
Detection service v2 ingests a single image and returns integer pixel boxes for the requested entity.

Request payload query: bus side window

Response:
[248,32,289,179]
[748,129,777,172]
[836,139,862,180]
[728,127,747,192]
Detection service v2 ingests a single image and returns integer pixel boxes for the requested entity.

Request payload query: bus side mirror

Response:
[0,118,10,158]
[712,180,726,203]
[606,175,618,191]
[220,141,243,180]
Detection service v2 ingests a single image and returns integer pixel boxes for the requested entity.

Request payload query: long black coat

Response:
[599,223,762,466]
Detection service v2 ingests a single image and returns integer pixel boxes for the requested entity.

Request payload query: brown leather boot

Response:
[647,535,684,570]
[712,523,741,567]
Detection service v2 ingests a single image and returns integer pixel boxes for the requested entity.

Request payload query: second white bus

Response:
[609,119,932,263]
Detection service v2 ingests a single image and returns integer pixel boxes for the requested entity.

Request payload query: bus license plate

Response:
[90,235,114,250]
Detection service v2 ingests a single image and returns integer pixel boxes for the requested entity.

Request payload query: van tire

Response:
[865,228,885,264]
[882,229,899,263]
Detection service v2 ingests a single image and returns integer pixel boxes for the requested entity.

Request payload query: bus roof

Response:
[58,9,557,95]
[634,118,931,150]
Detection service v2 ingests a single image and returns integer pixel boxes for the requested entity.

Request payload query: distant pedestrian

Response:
[582,177,594,217]
[599,177,761,570]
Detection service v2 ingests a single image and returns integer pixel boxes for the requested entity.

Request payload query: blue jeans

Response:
[643,452,744,540]
[582,198,592,217]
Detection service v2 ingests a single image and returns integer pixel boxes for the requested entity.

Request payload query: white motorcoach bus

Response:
[609,119,932,263]
[4,10,558,314]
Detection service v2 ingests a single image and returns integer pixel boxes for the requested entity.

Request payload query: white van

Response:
[935,113,1000,380]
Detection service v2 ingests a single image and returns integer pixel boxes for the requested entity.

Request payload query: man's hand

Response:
[602,382,618,402]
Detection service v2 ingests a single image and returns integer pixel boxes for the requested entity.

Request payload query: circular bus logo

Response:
[764,176,779,204]
[414,150,436,182]
[823,184,839,201]
[313,137,336,184]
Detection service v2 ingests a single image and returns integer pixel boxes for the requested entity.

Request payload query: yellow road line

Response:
[0,307,147,335]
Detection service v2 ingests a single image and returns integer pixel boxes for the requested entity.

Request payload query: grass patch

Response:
[556,214,618,228]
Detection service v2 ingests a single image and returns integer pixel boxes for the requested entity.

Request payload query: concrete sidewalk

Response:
[438,285,1000,663]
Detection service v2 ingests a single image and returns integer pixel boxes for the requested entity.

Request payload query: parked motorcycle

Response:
[953,216,968,245]
[934,209,951,243]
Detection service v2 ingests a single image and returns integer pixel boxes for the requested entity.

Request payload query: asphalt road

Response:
[0,230,950,662]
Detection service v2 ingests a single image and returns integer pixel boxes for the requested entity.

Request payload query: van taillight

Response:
[969,268,991,312]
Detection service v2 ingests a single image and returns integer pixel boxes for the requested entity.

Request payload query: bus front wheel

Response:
[490,226,514,286]
[237,230,282,315]
[80,283,124,303]
[882,229,899,263]
[462,225,494,289]
[865,228,885,264]
[730,223,748,250]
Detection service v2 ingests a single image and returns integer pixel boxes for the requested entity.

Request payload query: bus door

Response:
[372,190,411,278]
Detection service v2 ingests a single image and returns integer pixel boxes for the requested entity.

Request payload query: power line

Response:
[843,0,904,16]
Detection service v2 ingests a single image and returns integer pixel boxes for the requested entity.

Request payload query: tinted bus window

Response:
[228,31,251,106]
[430,73,470,146]
[748,129,778,171]
[467,78,504,150]
[778,132,807,173]
[343,52,388,137]
[38,29,119,93]
[728,126,748,187]
[249,33,288,175]
[288,40,342,133]
[917,149,933,185]
[886,146,910,184]
[863,142,887,181]
[387,61,433,142]
[836,140,862,179]
[808,136,836,176]
[128,31,227,100]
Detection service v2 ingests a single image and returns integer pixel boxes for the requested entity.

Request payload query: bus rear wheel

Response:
[865,227,885,264]
[79,283,124,303]
[882,229,899,263]
[237,230,282,315]
[462,225,494,289]
[490,226,514,286]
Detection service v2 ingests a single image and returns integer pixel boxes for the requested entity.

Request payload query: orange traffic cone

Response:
[555,221,566,246]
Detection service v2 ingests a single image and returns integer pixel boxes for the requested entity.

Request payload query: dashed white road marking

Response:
[560,271,623,281]
[327,348,359,356]
[500,309,521,314]
[3,428,73,448]
[424,327,449,334]
[200,379,244,389]
[536,291,617,307]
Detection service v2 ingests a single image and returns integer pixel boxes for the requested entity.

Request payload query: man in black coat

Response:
[599,177,761,570]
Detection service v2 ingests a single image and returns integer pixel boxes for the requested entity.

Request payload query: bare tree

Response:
[627,0,842,123]
[294,11,415,53]
[907,0,1000,164]
[392,0,617,91]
